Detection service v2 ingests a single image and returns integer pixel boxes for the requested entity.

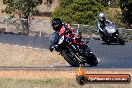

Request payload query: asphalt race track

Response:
[88,40,132,68]
[0,33,132,69]
[0,33,50,49]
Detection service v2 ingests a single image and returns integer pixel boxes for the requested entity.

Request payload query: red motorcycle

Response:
[50,29,98,67]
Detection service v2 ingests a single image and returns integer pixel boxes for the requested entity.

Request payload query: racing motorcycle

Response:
[99,22,125,45]
[50,29,98,67]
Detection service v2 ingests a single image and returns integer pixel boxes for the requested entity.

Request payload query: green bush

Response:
[120,0,132,28]
[52,0,107,25]
[104,8,126,28]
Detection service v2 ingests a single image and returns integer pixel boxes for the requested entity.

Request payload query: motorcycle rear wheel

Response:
[116,35,125,45]
[83,46,98,66]
[87,53,98,66]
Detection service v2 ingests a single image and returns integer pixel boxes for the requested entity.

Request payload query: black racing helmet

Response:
[52,18,62,31]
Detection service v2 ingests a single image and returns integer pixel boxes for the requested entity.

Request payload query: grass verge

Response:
[0,77,131,88]
[0,43,67,67]
[0,70,131,88]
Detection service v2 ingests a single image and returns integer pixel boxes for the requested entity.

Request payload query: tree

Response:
[52,0,107,25]
[120,0,132,28]
[3,0,43,18]
[3,0,54,34]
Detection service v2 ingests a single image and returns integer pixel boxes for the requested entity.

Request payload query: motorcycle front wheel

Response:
[61,50,80,67]
[100,34,111,45]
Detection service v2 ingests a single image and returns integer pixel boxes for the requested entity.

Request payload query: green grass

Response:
[0,78,131,88]
[0,78,59,88]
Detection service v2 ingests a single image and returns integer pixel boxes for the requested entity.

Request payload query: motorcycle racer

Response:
[96,12,113,33]
[49,18,83,52]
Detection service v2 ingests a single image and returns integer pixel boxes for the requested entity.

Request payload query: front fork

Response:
[68,44,86,63]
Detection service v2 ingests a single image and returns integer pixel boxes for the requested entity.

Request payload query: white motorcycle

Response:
[99,23,125,45]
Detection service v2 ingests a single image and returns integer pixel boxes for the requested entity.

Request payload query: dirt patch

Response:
[0,71,75,79]
[0,43,67,66]
[0,69,132,79]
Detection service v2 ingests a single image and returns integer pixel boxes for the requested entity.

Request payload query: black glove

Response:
[49,45,54,52]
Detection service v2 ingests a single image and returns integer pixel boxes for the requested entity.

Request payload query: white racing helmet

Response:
[98,13,106,22]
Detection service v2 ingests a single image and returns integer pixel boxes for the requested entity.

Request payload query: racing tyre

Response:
[87,53,98,66]
[61,50,80,67]
[84,46,98,66]
[116,35,125,45]
[100,34,111,45]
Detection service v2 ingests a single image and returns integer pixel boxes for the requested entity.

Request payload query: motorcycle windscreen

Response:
[50,32,59,43]
[105,25,117,34]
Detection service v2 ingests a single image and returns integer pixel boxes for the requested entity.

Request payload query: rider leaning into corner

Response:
[96,12,113,33]
[49,18,84,52]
